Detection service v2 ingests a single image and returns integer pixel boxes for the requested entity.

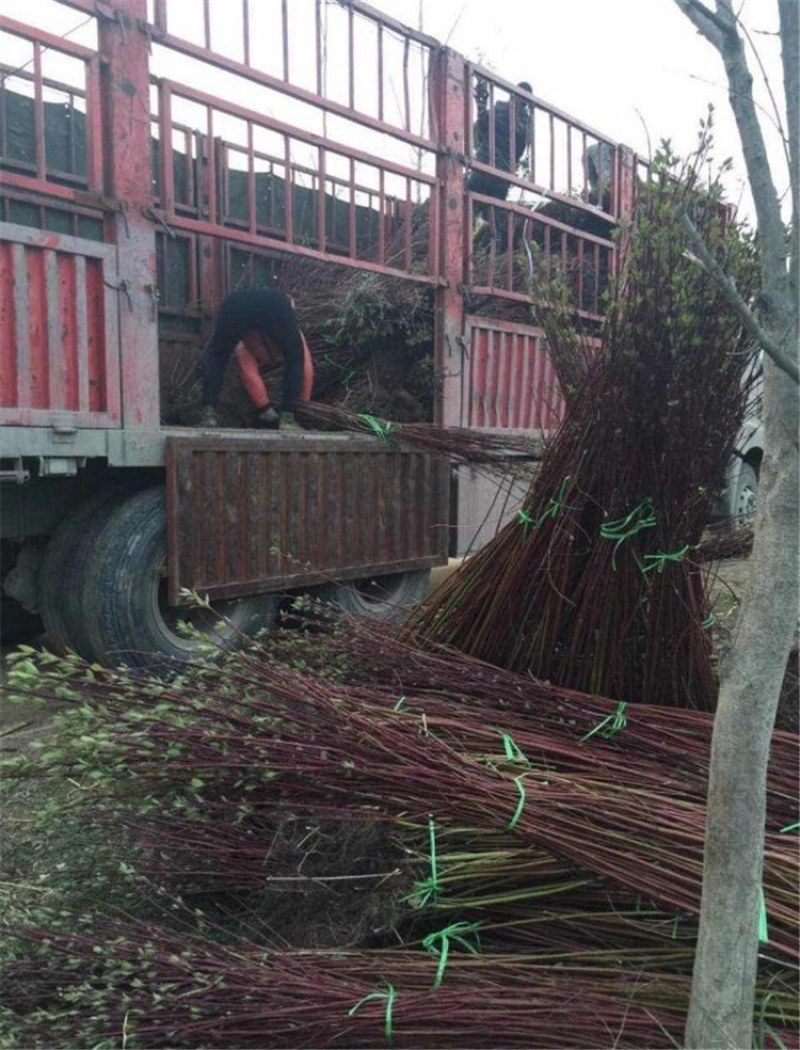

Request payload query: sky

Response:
[366,0,789,224]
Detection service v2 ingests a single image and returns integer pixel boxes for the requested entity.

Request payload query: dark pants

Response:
[200,288,304,413]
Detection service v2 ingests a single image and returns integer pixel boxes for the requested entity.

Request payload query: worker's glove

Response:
[256,406,280,428]
[279,411,301,431]
[198,406,220,428]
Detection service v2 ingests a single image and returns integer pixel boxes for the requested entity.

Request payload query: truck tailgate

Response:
[165,434,449,603]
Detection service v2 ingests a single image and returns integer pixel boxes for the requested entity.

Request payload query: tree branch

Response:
[672,0,733,47]
[677,206,799,383]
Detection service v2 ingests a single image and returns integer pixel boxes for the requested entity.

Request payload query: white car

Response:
[722,420,763,525]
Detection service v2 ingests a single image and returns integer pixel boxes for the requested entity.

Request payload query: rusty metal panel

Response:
[464,316,565,432]
[165,435,450,602]
[0,222,120,427]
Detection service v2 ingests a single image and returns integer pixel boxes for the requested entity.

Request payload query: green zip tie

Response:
[501,732,530,766]
[758,886,769,944]
[581,701,628,742]
[508,775,527,830]
[600,498,656,569]
[701,612,717,629]
[641,544,691,575]
[349,981,397,1044]
[357,413,396,443]
[517,476,572,538]
[779,822,799,833]
[671,915,679,940]
[393,696,406,712]
[408,816,440,908]
[517,508,534,538]
[422,921,482,988]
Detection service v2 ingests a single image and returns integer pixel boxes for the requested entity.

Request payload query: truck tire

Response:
[79,487,280,670]
[38,488,132,656]
[318,569,430,624]
[733,461,759,526]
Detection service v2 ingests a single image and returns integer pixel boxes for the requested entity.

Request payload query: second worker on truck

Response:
[198,287,314,430]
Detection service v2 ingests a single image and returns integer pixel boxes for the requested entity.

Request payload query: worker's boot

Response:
[198,405,220,428]
[256,406,280,428]
[279,411,301,431]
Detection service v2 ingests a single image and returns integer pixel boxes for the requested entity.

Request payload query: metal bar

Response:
[246,122,256,235]
[74,254,89,413]
[12,243,29,409]
[203,0,211,51]
[283,134,293,243]
[377,168,385,265]
[281,0,289,81]
[206,108,217,225]
[45,249,63,409]
[402,36,411,133]
[548,112,555,192]
[242,0,250,66]
[348,157,356,257]
[347,3,355,110]
[0,16,96,59]
[316,147,326,252]
[153,0,168,33]
[159,81,174,214]
[314,0,322,95]
[32,43,45,181]
[85,56,103,191]
[377,23,384,122]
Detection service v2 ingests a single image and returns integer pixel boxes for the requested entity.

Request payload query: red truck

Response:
[0,0,632,666]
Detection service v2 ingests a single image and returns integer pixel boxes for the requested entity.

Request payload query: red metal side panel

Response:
[0,222,121,428]
[465,317,564,432]
[165,435,450,602]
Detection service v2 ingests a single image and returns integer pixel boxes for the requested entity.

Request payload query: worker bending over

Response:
[199,288,314,429]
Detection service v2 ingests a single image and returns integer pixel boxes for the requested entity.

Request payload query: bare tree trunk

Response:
[672,1,799,1046]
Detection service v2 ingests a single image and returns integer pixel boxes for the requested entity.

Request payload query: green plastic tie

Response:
[758,886,769,944]
[701,612,717,629]
[422,921,482,988]
[641,544,691,575]
[357,413,396,443]
[393,696,406,712]
[779,822,799,834]
[409,815,440,908]
[501,732,530,766]
[508,775,527,830]
[518,476,572,538]
[600,498,657,569]
[349,981,397,1044]
[581,701,628,743]
[517,508,534,538]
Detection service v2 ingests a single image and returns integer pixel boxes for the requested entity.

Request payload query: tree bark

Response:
[673,2,799,1047]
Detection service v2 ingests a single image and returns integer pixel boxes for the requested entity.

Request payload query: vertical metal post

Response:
[430,47,466,428]
[614,144,636,276]
[99,0,160,430]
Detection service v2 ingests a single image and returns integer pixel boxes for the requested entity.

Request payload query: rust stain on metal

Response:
[166,436,450,604]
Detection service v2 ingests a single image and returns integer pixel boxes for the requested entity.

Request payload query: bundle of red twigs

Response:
[4,923,710,1049]
[11,639,797,961]
[298,400,539,472]
[408,157,761,710]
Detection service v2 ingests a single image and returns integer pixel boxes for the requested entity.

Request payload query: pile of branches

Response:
[2,627,797,1047]
[408,146,761,710]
